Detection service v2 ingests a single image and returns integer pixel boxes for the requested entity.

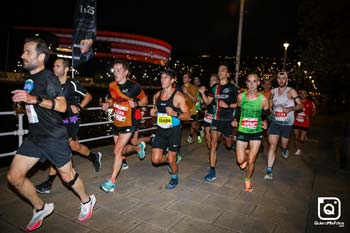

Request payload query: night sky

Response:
[1,0,298,57]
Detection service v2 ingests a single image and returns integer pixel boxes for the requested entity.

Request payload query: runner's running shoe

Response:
[186,136,193,144]
[101,179,116,192]
[165,177,178,189]
[204,169,216,182]
[121,160,129,170]
[281,148,289,159]
[197,135,203,144]
[137,141,146,160]
[295,149,301,156]
[264,172,273,180]
[35,180,52,194]
[26,203,54,231]
[78,195,96,222]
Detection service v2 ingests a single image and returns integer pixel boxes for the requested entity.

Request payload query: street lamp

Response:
[283,42,290,71]
[296,61,301,90]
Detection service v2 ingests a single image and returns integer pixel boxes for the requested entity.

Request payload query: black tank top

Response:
[156,90,181,114]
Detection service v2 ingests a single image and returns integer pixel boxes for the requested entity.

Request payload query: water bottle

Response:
[24,79,34,92]
[15,79,34,114]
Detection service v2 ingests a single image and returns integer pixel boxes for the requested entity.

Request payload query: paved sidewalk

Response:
[0,121,348,233]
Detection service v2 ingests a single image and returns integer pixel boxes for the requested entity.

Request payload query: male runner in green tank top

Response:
[232,73,270,192]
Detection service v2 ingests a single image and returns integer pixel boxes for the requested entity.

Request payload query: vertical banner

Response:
[72,0,97,68]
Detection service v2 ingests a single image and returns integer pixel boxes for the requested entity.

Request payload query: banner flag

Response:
[72,0,97,68]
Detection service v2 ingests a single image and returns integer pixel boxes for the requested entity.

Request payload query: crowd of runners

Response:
[8,37,317,231]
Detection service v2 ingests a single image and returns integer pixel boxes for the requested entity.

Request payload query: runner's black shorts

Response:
[16,136,72,168]
[293,125,309,131]
[152,125,181,152]
[268,121,293,138]
[64,123,79,140]
[211,120,233,137]
[203,121,211,128]
[112,124,137,135]
[237,131,263,142]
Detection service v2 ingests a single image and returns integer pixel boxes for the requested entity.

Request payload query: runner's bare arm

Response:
[174,92,191,121]
[11,89,67,112]
[150,91,160,116]
[137,94,148,106]
[289,89,303,112]
[101,98,112,111]
[79,92,92,109]
[261,95,270,129]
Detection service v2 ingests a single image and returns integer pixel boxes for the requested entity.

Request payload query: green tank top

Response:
[238,92,264,133]
[195,90,202,111]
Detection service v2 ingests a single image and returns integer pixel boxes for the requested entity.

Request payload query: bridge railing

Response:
[0,105,156,158]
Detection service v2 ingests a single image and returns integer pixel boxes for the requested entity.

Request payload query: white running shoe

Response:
[264,173,273,180]
[78,195,96,222]
[26,203,54,231]
[281,148,289,159]
[295,149,301,155]
[121,161,129,170]
[186,136,193,144]
[200,127,205,138]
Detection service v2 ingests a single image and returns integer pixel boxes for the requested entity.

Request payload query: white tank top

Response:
[271,87,295,125]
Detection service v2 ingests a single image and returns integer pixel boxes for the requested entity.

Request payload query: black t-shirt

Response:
[61,78,88,117]
[209,82,237,121]
[25,69,67,139]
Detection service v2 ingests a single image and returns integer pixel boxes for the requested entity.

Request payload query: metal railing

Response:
[0,111,28,157]
[0,106,156,158]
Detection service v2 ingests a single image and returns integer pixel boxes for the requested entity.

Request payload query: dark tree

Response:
[297,0,350,96]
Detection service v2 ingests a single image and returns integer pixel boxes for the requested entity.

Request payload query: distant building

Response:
[15,26,172,66]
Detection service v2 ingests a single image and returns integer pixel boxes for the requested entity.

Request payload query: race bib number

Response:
[113,104,128,122]
[157,113,172,128]
[241,117,258,129]
[204,112,213,124]
[296,112,305,123]
[25,104,39,123]
[274,110,288,121]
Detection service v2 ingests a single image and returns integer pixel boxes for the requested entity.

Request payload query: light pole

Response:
[234,0,245,86]
[282,42,289,71]
[296,61,301,90]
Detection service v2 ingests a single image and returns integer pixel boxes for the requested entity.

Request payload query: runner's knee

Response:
[64,173,79,188]
[7,169,25,187]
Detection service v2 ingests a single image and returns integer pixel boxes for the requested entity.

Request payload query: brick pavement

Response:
[0,121,348,233]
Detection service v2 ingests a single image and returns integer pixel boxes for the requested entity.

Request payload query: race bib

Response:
[204,112,213,124]
[157,113,172,128]
[25,104,39,123]
[296,112,305,123]
[241,117,258,129]
[113,104,128,122]
[274,108,288,121]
